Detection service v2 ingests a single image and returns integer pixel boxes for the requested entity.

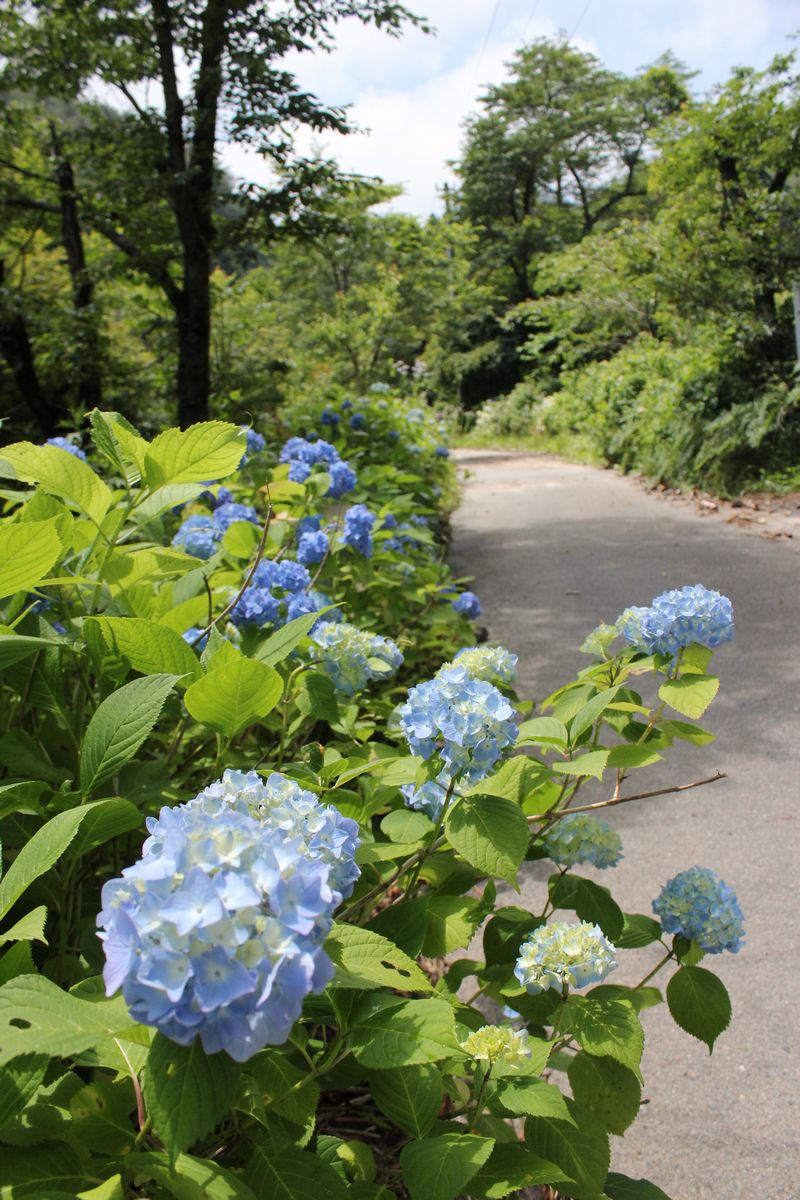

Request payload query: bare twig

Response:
[527,770,726,823]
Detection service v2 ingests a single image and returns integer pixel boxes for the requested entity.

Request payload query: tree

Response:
[0,0,424,427]
[454,39,689,302]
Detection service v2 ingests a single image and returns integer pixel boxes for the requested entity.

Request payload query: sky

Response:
[222,0,799,218]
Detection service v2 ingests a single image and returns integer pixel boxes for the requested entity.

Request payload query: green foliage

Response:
[0,410,741,1200]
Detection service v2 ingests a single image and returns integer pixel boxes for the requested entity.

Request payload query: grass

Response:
[452,428,603,465]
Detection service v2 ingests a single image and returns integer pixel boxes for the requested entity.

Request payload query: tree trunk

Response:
[176,241,211,427]
[51,128,103,412]
[0,260,67,437]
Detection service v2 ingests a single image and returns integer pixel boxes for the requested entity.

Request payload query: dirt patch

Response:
[640,481,800,542]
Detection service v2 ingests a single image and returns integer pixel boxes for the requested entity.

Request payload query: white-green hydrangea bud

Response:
[460,1024,532,1073]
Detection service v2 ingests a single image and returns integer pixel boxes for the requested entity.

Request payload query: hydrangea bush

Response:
[0,406,743,1200]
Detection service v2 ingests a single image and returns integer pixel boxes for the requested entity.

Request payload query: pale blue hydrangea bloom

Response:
[400,777,450,821]
[448,645,518,686]
[342,504,375,557]
[212,501,259,532]
[97,770,359,1061]
[45,436,86,460]
[398,664,517,783]
[541,814,623,870]
[297,529,329,565]
[311,621,403,695]
[244,429,265,454]
[618,585,734,657]
[279,437,356,498]
[515,921,617,995]
[327,460,357,499]
[653,866,744,954]
[452,591,482,619]
[173,515,221,560]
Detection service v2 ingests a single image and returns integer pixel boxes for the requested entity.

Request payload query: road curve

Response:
[450,451,799,1200]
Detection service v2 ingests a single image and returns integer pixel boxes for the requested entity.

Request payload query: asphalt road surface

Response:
[450,451,799,1200]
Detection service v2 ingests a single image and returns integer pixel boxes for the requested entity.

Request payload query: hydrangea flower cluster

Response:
[341,504,376,557]
[172,515,221,560]
[279,437,356,498]
[515,921,617,996]
[321,407,339,427]
[45,436,86,461]
[541,814,623,870]
[212,501,259,532]
[435,446,450,458]
[349,413,366,431]
[398,664,517,784]
[231,559,333,631]
[446,645,518,686]
[461,1025,532,1072]
[400,778,449,821]
[452,591,482,619]
[618,585,734,658]
[311,621,402,695]
[97,770,359,1062]
[243,428,266,455]
[652,866,744,954]
[297,528,329,565]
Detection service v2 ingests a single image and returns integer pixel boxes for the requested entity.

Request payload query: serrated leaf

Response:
[374,756,426,786]
[88,616,200,683]
[134,483,207,521]
[326,923,434,993]
[254,610,327,666]
[445,795,528,885]
[568,1052,642,1134]
[0,1054,49,1126]
[0,633,60,670]
[143,1034,240,1156]
[295,671,339,723]
[144,422,246,489]
[185,655,283,736]
[399,1133,494,1200]
[244,1049,319,1128]
[0,520,63,600]
[89,408,148,485]
[548,872,624,941]
[570,686,620,741]
[0,805,106,922]
[660,719,715,745]
[515,717,569,748]
[369,1064,442,1137]
[524,1097,610,1199]
[468,1143,569,1198]
[551,750,609,779]
[0,442,112,526]
[495,1078,573,1122]
[603,1173,674,1199]
[350,996,459,1067]
[0,906,47,946]
[606,744,662,769]
[666,965,731,1052]
[0,975,139,1063]
[616,913,662,949]
[126,1151,257,1200]
[243,1143,349,1200]
[77,1176,124,1200]
[658,675,719,719]
[560,997,644,1074]
[0,1140,89,1195]
[422,896,483,957]
[380,809,433,843]
[80,673,178,794]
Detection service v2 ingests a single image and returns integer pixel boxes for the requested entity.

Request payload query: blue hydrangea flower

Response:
[327,460,357,499]
[297,529,329,565]
[349,413,366,431]
[244,428,266,454]
[382,513,398,530]
[45,436,86,461]
[541,814,623,870]
[252,560,311,594]
[97,770,359,1061]
[400,777,449,821]
[449,645,518,686]
[311,621,403,695]
[212,502,259,532]
[515,922,617,995]
[231,587,280,628]
[618,585,734,658]
[342,504,375,557]
[452,591,482,619]
[652,866,744,954]
[388,430,399,444]
[435,446,450,458]
[321,407,340,427]
[398,664,517,783]
[297,516,321,537]
[173,515,222,560]
[410,515,429,527]
[204,486,233,509]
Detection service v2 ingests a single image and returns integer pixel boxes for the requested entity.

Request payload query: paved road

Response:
[450,451,799,1200]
